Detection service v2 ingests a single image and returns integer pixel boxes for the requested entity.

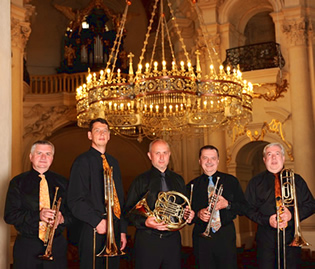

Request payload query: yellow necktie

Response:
[39,174,50,241]
[101,154,121,219]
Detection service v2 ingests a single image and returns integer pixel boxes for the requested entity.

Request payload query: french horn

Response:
[130,190,191,231]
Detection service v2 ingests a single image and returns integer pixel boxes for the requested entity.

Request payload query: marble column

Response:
[282,17,315,247]
[11,4,32,177]
[0,1,12,268]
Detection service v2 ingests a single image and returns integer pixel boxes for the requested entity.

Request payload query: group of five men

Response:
[4,117,315,269]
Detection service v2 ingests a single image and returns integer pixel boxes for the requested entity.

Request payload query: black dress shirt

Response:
[123,166,187,236]
[67,147,127,233]
[187,171,248,237]
[4,168,70,238]
[245,170,315,245]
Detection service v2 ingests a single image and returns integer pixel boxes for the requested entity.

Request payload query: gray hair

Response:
[263,142,285,157]
[30,140,55,155]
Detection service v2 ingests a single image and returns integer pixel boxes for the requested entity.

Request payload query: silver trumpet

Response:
[201,177,223,238]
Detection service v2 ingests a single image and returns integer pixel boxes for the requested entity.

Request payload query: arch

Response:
[220,0,274,30]
[244,11,276,44]
[228,132,292,170]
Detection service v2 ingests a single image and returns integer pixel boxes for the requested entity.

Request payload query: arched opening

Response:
[235,140,268,248]
[244,11,275,45]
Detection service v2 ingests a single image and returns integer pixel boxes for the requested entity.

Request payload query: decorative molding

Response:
[282,18,310,46]
[11,17,31,50]
[23,104,76,138]
[229,119,293,161]
[252,79,288,101]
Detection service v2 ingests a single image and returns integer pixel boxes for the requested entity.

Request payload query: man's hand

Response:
[95,219,107,234]
[269,206,292,229]
[184,206,195,223]
[145,216,169,231]
[40,208,56,225]
[55,211,64,227]
[120,233,127,251]
[214,195,228,211]
[198,208,210,222]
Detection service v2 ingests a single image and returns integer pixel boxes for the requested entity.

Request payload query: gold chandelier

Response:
[76,0,253,141]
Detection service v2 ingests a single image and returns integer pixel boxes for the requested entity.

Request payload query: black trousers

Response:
[193,222,237,269]
[257,240,302,269]
[256,227,302,269]
[78,222,121,269]
[13,234,67,269]
[134,229,181,269]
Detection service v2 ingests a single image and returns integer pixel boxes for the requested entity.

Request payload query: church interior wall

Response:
[1,0,315,266]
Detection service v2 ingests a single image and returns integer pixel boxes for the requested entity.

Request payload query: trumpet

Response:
[277,168,310,269]
[93,167,124,269]
[39,187,62,261]
[201,177,223,238]
[129,190,192,231]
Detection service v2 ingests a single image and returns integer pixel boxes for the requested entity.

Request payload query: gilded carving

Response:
[252,79,288,102]
[227,119,293,163]
[24,104,76,138]
[246,119,293,161]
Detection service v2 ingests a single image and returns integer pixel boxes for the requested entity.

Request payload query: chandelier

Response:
[76,0,253,141]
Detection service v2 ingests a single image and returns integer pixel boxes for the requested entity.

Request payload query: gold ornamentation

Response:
[246,119,293,161]
[76,0,253,141]
[253,79,288,102]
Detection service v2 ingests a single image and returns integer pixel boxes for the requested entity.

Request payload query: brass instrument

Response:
[39,187,62,261]
[129,190,192,231]
[201,177,223,238]
[93,167,124,269]
[277,168,310,269]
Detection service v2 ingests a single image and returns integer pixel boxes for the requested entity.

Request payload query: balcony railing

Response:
[223,42,285,72]
[29,72,87,94]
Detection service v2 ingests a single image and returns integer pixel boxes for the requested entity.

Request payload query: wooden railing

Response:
[29,72,87,94]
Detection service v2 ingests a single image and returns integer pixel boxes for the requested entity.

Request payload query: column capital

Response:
[11,18,31,50]
[11,3,35,50]
[282,18,312,47]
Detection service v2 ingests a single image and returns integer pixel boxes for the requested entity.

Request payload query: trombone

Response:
[93,167,124,269]
[201,177,223,238]
[39,187,62,261]
[277,168,310,269]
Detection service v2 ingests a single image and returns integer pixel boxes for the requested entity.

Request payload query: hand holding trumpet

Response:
[198,194,228,222]
[40,208,64,227]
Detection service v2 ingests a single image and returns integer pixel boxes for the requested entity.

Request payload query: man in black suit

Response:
[187,145,247,269]
[67,118,127,269]
[245,142,315,268]
[124,139,194,269]
[4,140,71,269]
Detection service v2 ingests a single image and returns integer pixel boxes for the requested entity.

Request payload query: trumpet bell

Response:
[39,252,53,261]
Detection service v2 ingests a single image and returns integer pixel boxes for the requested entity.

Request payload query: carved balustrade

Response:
[29,72,87,94]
